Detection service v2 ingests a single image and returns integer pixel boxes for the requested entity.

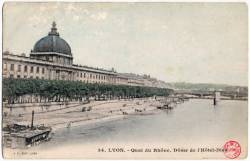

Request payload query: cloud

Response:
[28,15,48,26]
[90,12,107,21]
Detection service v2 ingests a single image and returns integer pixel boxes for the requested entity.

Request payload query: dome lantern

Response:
[48,21,59,36]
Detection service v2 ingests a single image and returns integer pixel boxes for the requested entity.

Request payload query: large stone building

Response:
[3,22,168,88]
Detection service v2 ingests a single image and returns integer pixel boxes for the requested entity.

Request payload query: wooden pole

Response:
[31,110,34,129]
[213,97,216,105]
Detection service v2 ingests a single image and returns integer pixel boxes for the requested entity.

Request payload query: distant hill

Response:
[165,82,248,93]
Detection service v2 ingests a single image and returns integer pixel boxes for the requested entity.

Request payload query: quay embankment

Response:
[3,97,174,132]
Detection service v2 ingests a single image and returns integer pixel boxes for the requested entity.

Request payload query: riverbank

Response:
[3,98,164,132]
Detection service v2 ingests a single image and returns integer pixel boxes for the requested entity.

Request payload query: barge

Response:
[3,124,52,149]
[3,110,52,149]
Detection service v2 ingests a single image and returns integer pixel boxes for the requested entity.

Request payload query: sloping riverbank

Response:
[3,98,163,132]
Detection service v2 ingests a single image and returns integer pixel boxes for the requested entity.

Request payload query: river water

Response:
[8,99,248,159]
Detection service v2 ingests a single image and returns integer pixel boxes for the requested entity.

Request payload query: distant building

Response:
[3,22,167,88]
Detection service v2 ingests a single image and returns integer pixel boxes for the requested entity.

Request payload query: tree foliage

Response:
[3,78,173,104]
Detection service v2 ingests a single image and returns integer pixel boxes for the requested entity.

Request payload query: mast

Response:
[31,110,34,129]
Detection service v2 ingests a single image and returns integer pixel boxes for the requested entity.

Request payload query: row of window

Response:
[9,74,44,79]
[6,64,45,74]
[9,73,107,84]
[4,63,126,84]
[56,57,71,65]
[77,72,107,81]
[78,79,107,84]
[8,73,139,87]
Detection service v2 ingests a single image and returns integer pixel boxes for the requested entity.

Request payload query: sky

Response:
[3,2,248,86]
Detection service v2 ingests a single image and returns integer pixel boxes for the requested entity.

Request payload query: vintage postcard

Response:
[1,2,248,159]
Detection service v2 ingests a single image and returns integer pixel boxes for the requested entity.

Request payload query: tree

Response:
[2,78,174,104]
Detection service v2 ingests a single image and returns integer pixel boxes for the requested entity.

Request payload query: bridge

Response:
[173,89,247,100]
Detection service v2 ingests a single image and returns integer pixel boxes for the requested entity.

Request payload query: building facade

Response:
[3,22,168,88]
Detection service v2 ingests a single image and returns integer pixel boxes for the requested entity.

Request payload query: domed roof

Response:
[33,22,72,56]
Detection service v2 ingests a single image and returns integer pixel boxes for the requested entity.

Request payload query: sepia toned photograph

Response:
[1,2,248,159]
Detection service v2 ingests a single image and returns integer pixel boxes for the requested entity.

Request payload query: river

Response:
[6,99,248,159]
